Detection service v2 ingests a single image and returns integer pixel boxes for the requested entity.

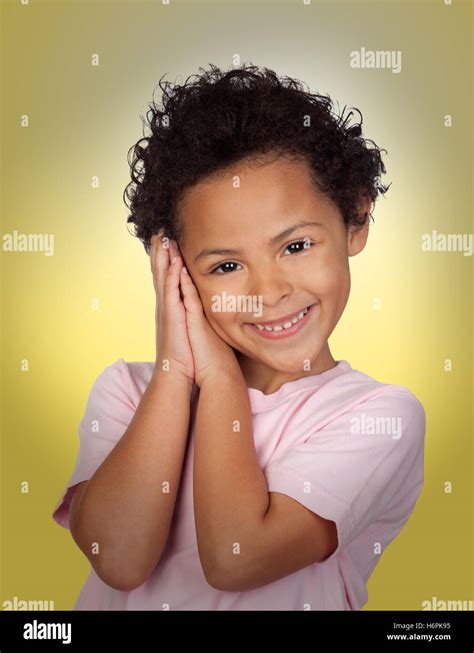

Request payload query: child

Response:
[52,63,426,610]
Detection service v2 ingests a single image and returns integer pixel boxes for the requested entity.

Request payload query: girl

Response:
[53,63,426,610]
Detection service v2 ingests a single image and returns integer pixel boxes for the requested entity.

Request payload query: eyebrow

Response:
[193,220,325,262]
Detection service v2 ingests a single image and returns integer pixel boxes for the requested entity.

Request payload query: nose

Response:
[247,262,294,307]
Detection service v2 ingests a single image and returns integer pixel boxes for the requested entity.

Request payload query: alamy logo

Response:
[350,47,402,74]
[421,596,473,611]
[421,231,472,256]
[350,413,402,440]
[3,230,55,256]
[23,619,71,644]
[3,596,55,610]
[211,292,263,318]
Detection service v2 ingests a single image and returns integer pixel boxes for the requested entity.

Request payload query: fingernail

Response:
[171,255,177,264]
[182,266,188,274]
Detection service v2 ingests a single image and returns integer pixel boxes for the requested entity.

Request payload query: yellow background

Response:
[1,0,472,610]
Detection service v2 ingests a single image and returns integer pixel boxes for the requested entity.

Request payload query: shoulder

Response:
[338,364,425,414]
[314,364,427,455]
[353,367,426,426]
[333,372,427,456]
[303,362,425,434]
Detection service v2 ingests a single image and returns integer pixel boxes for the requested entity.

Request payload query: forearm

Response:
[73,369,193,590]
[193,371,269,583]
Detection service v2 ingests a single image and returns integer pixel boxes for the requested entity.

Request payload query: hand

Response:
[179,264,240,387]
[150,230,194,385]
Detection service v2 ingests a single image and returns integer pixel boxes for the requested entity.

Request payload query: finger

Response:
[153,229,170,299]
[150,233,157,274]
[180,266,204,315]
[164,251,183,308]
[150,234,160,293]
[168,239,183,262]
[156,229,170,270]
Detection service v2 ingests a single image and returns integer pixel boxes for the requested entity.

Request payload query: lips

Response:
[251,305,310,331]
[244,303,317,339]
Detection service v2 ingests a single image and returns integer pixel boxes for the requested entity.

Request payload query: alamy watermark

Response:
[3,230,54,256]
[350,47,402,74]
[421,596,473,611]
[2,595,55,610]
[211,292,263,318]
[350,413,402,440]
[421,231,472,256]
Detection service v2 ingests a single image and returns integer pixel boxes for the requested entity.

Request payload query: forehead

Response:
[176,153,337,242]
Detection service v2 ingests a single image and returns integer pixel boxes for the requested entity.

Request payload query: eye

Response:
[209,239,315,273]
[210,261,242,274]
[284,239,314,255]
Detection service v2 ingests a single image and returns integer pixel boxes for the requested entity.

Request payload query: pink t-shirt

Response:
[52,358,426,610]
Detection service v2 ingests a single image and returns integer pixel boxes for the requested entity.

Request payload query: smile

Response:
[244,303,317,339]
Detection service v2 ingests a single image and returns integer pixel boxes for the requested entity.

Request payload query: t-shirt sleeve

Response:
[264,388,426,562]
[52,359,136,530]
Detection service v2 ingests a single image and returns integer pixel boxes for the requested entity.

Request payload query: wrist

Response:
[199,364,244,390]
[150,366,194,392]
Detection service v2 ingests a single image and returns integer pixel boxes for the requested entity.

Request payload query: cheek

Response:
[190,277,213,309]
[189,280,221,323]
[309,253,350,299]
[200,291,235,327]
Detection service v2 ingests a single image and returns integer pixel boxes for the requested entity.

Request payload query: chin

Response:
[258,352,319,374]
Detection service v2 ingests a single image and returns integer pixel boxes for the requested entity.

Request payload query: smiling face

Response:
[176,152,371,394]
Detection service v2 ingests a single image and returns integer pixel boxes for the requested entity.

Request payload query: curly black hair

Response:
[124,63,390,255]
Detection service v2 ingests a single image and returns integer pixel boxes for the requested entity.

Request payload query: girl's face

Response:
[177,153,370,390]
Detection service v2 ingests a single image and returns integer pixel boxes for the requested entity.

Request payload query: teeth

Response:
[253,306,310,331]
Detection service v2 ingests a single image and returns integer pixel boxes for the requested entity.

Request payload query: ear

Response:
[347,193,372,257]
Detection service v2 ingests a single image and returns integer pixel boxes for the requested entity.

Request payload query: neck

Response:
[236,343,337,395]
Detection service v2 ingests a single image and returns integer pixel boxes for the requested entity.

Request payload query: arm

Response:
[71,369,193,591]
[71,232,196,592]
[193,372,338,592]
